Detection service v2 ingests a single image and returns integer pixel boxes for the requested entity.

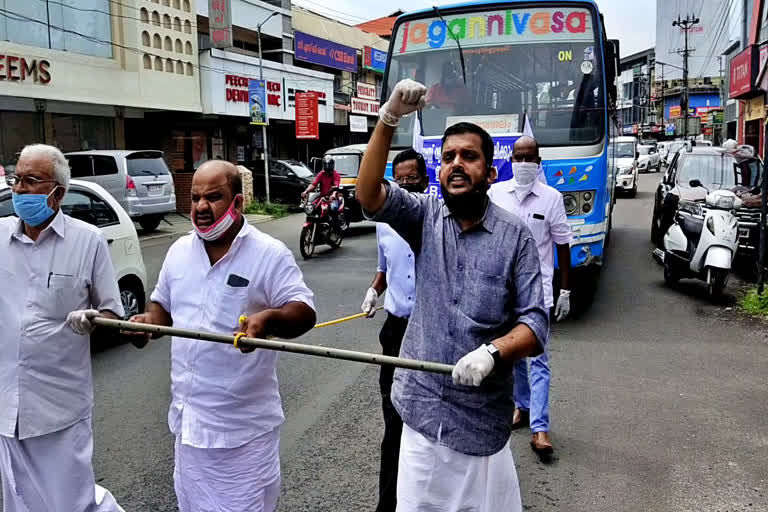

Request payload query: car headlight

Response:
[637,160,647,168]
[620,167,634,175]
[563,194,578,215]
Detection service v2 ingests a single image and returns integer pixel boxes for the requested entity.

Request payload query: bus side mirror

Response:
[605,39,620,106]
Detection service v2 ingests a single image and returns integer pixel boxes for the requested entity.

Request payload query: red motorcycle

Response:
[299,187,347,259]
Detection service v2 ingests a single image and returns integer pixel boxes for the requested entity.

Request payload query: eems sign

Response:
[0,55,51,84]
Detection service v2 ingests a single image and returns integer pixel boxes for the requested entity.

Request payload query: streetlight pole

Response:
[257,12,278,203]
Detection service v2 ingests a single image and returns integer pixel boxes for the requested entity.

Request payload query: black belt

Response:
[387,312,410,324]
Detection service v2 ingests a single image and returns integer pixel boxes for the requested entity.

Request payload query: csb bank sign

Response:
[396,7,593,54]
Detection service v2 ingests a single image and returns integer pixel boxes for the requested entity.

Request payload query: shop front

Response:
[0,38,201,172]
[198,48,335,167]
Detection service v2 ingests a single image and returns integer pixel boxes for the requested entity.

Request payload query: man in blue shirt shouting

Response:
[356,79,549,512]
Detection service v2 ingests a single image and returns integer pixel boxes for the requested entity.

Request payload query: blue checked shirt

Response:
[366,182,549,456]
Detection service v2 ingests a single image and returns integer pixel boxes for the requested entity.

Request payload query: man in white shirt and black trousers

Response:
[0,144,125,511]
[126,160,316,512]
[360,148,429,512]
[488,135,572,459]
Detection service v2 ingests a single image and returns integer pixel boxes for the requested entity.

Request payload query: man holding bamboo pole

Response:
[125,160,316,512]
[356,79,549,511]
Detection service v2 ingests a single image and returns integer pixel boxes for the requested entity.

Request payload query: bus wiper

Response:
[432,5,466,86]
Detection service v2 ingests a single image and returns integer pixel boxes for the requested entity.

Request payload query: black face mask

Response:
[400,182,427,193]
[441,179,489,220]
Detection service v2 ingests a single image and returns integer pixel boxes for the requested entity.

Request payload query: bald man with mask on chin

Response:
[126,160,316,512]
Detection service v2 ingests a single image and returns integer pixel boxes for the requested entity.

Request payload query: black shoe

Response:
[511,408,530,431]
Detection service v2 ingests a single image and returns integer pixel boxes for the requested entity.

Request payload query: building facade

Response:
[0,0,201,171]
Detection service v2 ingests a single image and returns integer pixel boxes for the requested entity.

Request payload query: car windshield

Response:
[612,142,635,158]
[330,154,361,177]
[678,153,740,189]
[385,6,603,147]
[638,146,651,155]
[126,153,169,177]
[287,162,314,178]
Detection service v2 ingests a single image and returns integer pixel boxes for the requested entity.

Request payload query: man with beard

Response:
[126,160,316,512]
[356,79,549,511]
[489,135,572,459]
[359,148,429,512]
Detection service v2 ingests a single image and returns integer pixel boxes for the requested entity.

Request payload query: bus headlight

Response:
[563,194,578,215]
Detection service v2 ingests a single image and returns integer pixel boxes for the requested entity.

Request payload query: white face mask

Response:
[193,195,241,242]
[512,162,539,200]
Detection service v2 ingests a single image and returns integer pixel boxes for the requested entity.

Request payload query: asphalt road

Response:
[79,173,767,511]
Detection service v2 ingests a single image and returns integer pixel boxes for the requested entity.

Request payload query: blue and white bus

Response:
[382,0,619,292]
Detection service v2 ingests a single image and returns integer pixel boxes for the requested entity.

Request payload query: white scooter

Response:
[653,179,742,300]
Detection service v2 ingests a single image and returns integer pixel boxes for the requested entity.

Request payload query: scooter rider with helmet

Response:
[302,156,342,222]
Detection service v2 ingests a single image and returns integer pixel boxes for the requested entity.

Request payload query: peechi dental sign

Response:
[396,8,593,54]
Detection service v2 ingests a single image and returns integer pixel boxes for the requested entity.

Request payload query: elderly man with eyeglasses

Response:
[0,144,125,511]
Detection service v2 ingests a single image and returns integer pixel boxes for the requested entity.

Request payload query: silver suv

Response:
[64,150,176,232]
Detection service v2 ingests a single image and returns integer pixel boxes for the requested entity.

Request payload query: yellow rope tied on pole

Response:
[313,306,385,329]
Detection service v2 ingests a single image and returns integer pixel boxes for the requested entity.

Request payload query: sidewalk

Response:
[138,212,272,242]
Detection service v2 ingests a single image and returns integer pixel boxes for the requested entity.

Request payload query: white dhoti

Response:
[174,426,281,512]
[0,417,124,512]
[396,424,522,512]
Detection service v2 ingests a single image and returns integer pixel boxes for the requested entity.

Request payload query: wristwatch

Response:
[485,343,501,365]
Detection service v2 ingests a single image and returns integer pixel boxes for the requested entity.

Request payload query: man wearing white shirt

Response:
[488,135,572,458]
[0,144,125,511]
[127,160,316,512]
[360,148,428,512]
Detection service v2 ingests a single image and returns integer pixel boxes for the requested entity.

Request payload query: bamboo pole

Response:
[91,317,454,375]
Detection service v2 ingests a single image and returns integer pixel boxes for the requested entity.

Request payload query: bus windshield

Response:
[385,6,603,148]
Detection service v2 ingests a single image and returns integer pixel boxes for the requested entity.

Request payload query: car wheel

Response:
[138,216,162,233]
[119,280,144,320]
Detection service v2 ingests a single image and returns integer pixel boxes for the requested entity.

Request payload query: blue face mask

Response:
[12,188,58,227]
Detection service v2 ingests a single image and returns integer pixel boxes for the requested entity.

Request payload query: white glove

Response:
[361,287,379,318]
[379,79,427,127]
[554,289,571,322]
[66,309,101,335]
[452,344,495,386]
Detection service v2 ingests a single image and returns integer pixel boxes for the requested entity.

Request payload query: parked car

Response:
[251,159,315,205]
[0,179,148,321]
[610,136,638,197]
[64,150,176,232]
[637,144,661,173]
[650,146,763,259]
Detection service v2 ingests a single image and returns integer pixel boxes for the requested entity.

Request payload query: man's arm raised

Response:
[356,79,427,214]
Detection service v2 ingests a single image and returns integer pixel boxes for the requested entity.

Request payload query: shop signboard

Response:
[351,97,379,116]
[209,0,233,49]
[248,79,267,125]
[349,114,368,132]
[356,82,377,100]
[363,46,387,73]
[296,92,319,139]
[295,31,357,73]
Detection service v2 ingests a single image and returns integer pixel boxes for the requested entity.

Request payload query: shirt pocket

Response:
[527,214,548,244]
[210,284,250,333]
[44,274,90,320]
[464,269,508,326]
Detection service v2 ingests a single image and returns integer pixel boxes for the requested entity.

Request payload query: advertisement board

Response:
[363,46,387,73]
[248,79,267,125]
[295,92,319,139]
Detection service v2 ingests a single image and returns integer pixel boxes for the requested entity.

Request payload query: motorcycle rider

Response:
[302,156,343,225]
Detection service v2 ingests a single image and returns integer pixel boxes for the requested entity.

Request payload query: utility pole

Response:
[673,14,700,139]
[257,12,278,203]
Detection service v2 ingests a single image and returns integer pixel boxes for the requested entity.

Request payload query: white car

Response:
[636,144,661,173]
[0,179,147,320]
[611,137,638,197]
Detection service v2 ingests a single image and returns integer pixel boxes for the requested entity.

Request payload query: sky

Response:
[292,0,658,58]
